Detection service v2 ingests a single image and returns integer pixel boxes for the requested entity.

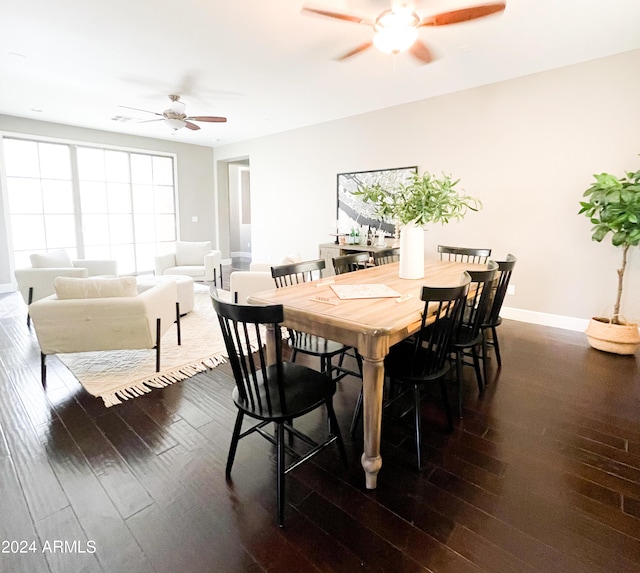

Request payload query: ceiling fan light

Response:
[164,118,186,130]
[373,25,418,54]
[170,100,186,115]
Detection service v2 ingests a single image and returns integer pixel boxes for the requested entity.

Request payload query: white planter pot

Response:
[399,223,425,279]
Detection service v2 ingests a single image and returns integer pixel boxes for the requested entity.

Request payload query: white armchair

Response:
[155,241,223,287]
[14,249,118,327]
[229,268,274,304]
[229,255,301,304]
[29,276,179,385]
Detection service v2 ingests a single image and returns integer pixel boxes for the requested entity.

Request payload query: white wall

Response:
[213,49,640,326]
[0,115,216,286]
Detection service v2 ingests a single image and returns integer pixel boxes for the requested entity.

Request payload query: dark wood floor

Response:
[1,266,640,572]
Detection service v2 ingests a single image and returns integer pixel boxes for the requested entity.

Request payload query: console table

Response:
[319,242,395,275]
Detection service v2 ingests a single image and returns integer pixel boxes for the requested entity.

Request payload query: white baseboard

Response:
[501,306,589,332]
[0,283,15,294]
[230,251,252,259]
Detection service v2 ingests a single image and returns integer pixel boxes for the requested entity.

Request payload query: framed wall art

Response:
[336,166,417,236]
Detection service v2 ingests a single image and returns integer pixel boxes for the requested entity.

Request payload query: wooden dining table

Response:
[248,259,483,489]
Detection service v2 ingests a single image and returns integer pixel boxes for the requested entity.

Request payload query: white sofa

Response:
[29,276,178,385]
[155,241,223,287]
[14,249,118,327]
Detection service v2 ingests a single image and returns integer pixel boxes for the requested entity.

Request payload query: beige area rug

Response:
[58,288,252,407]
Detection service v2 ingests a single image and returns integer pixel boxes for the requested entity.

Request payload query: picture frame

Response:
[336,166,418,236]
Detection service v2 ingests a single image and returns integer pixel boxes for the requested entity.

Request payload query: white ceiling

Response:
[2,0,639,148]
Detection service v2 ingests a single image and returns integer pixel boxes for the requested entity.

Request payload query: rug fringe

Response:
[103,354,229,407]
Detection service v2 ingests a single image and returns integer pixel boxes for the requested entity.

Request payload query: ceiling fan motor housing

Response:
[163,109,187,121]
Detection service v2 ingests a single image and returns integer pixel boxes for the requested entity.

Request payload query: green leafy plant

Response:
[354,171,482,227]
[578,165,640,324]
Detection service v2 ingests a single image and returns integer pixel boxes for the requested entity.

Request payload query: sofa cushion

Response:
[175,241,211,266]
[54,276,138,300]
[31,249,74,268]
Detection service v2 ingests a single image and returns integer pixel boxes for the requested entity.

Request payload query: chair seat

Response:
[385,342,452,383]
[451,324,484,348]
[232,362,336,421]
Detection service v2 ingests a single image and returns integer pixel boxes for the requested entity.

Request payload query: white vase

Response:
[399,223,425,279]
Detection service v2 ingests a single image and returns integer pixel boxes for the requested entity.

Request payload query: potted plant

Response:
[578,165,640,354]
[355,171,481,278]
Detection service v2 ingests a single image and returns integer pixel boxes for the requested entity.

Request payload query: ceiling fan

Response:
[301,2,506,64]
[121,95,227,131]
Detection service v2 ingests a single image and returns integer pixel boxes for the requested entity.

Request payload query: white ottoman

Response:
[137,275,195,315]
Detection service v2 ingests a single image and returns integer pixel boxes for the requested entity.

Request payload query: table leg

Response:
[361,355,385,489]
[264,324,277,365]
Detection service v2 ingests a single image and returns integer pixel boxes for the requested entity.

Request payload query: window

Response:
[2,137,177,274]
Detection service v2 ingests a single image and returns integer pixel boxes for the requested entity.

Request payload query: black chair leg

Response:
[472,346,483,393]
[175,303,181,346]
[226,411,244,478]
[349,389,363,437]
[481,332,489,387]
[155,318,161,372]
[41,353,46,387]
[327,400,348,469]
[492,327,502,368]
[27,287,34,329]
[414,384,423,471]
[320,355,328,375]
[456,352,464,418]
[276,422,285,527]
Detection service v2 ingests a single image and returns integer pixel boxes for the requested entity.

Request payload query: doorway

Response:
[227,160,251,269]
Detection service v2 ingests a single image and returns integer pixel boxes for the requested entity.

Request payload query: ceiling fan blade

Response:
[408,40,435,64]
[119,105,162,116]
[420,2,505,27]
[187,116,227,123]
[336,41,373,61]
[137,119,164,124]
[301,6,373,25]
[184,121,201,131]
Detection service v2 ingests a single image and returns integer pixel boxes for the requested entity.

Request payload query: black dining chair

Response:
[438,245,492,264]
[271,259,352,382]
[482,254,517,371]
[449,262,498,416]
[211,292,347,527]
[332,252,370,275]
[383,276,470,470]
[373,248,400,265]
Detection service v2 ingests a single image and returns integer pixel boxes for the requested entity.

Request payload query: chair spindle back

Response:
[271,259,325,288]
[332,252,370,275]
[212,295,287,417]
[438,245,492,264]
